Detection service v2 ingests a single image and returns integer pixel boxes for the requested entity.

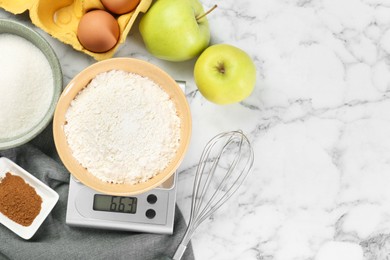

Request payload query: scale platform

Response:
[65,81,186,235]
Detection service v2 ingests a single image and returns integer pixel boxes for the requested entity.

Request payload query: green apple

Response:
[139,0,211,62]
[194,44,256,105]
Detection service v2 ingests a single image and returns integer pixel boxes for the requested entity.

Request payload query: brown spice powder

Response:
[0,172,42,226]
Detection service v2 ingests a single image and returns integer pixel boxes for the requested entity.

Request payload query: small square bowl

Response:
[0,157,59,239]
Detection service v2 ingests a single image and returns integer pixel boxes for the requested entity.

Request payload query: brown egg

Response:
[77,10,120,53]
[101,0,140,15]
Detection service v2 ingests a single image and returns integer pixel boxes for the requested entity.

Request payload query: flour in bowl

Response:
[64,70,181,184]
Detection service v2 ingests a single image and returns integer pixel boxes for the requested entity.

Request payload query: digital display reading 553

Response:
[93,195,137,214]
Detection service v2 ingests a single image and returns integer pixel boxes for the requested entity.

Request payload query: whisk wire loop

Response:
[172,130,254,260]
[192,134,244,227]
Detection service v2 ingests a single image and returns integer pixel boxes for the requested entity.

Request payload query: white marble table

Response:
[2,0,390,259]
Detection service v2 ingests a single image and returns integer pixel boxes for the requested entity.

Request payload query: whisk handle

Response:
[172,244,187,260]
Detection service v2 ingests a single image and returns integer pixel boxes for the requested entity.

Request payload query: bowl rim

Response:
[53,57,192,196]
[0,19,63,150]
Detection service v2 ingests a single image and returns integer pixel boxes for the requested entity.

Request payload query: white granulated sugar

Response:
[0,34,54,139]
[64,70,181,184]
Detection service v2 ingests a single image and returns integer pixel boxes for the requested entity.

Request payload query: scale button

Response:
[147,194,158,204]
[145,209,156,219]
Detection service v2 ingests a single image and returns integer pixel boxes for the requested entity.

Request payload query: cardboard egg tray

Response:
[0,0,152,60]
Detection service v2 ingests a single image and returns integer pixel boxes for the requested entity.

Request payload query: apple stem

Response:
[217,62,226,74]
[196,4,218,21]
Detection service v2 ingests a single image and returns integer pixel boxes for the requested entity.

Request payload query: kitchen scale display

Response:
[93,194,137,214]
[66,81,186,235]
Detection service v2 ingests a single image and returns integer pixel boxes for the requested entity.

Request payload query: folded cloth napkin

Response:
[0,125,194,260]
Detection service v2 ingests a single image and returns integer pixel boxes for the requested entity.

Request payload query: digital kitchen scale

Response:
[66,172,177,234]
[65,81,186,235]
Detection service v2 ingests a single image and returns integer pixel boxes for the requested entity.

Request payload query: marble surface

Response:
[2,0,390,259]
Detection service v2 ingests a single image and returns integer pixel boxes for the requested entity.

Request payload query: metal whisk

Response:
[172,130,254,260]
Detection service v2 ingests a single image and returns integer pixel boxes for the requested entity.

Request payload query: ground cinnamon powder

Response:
[0,172,42,226]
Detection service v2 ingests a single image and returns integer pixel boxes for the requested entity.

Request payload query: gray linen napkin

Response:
[0,124,194,260]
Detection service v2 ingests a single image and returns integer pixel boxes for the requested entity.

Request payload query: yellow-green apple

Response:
[194,44,256,104]
[139,0,211,61]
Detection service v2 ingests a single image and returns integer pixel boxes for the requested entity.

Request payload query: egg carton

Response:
[0,0,152,60]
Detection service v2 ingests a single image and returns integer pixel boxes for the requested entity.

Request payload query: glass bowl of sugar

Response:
[53,58,191,196]
[0,19,62,150]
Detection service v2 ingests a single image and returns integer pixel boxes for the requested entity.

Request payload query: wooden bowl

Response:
[53,58,191,195]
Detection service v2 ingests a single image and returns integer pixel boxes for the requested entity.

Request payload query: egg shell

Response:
[0,0,152,60]
[101,0,141,15]
[77,10,120,53]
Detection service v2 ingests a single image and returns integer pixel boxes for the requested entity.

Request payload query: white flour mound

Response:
[64,70,181,184]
